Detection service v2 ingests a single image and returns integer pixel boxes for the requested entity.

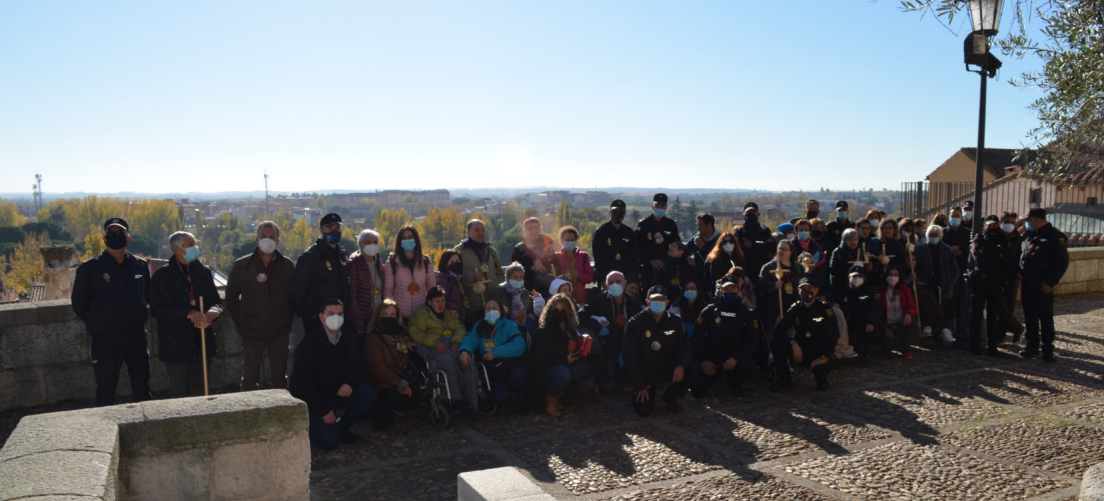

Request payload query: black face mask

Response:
[448,262,463,274]
[806,210,819,219]
[610,212,624,224]
[105,233,128,250]
[811,229,824,240]
[800,290,815,304]
[744,214,758,225]
[551,309,566,325]
[380,317,399,329]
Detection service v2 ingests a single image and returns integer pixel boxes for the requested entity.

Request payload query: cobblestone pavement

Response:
[3,295,1102,501]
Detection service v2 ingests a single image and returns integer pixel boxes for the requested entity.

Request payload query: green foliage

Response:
[22,221,71,242]
[0,226,26,245]
[128,234,161,258]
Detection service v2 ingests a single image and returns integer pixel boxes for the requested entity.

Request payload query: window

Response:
[1029,188,1041,204]
[1089,197,1098,207]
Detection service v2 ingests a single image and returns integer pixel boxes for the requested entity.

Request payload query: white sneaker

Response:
[940,329,954,347]
[922,326,933,337]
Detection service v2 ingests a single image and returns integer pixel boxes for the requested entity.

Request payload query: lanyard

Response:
[176,260,196,304]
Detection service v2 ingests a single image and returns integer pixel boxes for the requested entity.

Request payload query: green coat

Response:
[408,305,467,348]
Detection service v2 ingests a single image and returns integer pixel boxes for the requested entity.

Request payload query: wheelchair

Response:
[408,350,498,428]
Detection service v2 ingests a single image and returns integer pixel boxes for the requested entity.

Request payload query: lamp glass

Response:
[968,0,1004,34]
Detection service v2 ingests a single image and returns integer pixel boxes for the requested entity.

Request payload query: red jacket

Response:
[348,252,385,336]
[878,285,917,326]
[553,249,594,303]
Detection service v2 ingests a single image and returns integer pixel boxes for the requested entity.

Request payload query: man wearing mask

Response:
[839,265,882,366]
[771,279,839,391]
[942,206,972,344]
[291,213,351,334]
[998,212,1025,345]
[71,218,153,406]
[968,215,1011,356]
[579,271,642,392]
[636,194,681,289]
[623,285,692,416]
[690,281,760,398]
[686,213,720,281]
[912,225,960,346]
[150,231,223,398]
[511,217,554,291]
[1018,208,1069,361]
[735,203,774,284]
[458,219,504,326]
[962,200,975,229]
[289,299,376,450]
[593,200,638,291]
[790,199,820,226]
[225,221,295,390]
[348,229,385,340]
[825,201,854,251]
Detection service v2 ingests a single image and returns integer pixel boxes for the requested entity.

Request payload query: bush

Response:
[22,221,71,242]
[0,226,26,244]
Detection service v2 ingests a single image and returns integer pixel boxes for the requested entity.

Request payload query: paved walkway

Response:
[308,293,1104,501]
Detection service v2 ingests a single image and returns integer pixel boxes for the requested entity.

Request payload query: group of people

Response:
[69,193,1071,451]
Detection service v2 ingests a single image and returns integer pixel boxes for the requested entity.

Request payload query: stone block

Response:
[272,433,310,495]
[0,450,114,500]
[1056,281,1087,295]
[123,448,209,501]
[0,302,42,329]
[458,467,546,501]
[0,366,47,411]
[139,390,306,451]
[44,362,97,404]
[79,404,148,455]
[0,415,118,463]
[212,441,271,500]
[32,300,79,324]
[207,355,242,390]
[0,320,88,370]
[1084,462,1104,501]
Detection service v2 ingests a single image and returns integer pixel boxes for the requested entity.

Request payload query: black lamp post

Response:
[964,0,1004,234]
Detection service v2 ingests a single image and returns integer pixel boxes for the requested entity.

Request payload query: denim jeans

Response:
[307,383,377,450]
[545,364,594,397]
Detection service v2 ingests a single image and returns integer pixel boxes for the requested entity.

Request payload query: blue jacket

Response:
[460,318,527,359]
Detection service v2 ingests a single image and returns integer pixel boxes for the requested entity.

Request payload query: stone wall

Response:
[1054,247,1104,295]
[0,296,304,412]
[0,390,310,501]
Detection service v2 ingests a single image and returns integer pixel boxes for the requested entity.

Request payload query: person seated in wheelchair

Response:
[460,298,527,408]
[365,299,420,430]
[527,293,601,417]
[490,261,544,335]
[409,286,479,412]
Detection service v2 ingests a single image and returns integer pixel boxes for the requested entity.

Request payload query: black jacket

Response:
[943,225,972,271]
[825,219,854,252]
[969,229,1010,284]
[71,251,150,337]
[150,259,223,364]
[840,285,882,331]
[578,292,642,339]
[635,216,681,264]
[692,301,760,365]
[773,299,840,359]
[289,326,366,416]
[1019,224,1070,286]
[593,221,640,282]
[622,310,692,390]
[290,238,351,320]
[735,223,774,282]
[829,244,863,302]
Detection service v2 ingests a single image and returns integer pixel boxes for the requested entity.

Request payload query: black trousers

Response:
[167,360,211,398]
[370,386,421,428]
[241,335,290,390]
[632,375,689,417]
[969,279,1003,351]
[770,336,836,385]
[91,334,152,406]
[690,358,757,398]
[1021,280,1056,355]
[999,279,1023,336]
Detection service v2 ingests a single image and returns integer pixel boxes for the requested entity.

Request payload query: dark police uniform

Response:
[290,235,351,334]
[1019,222,1069,359]
[839,275,882,362]
[71,243,152,406]
[622,307,692,416]
[999,227,1024,339]
[943,222,972,338]
[771,297,840,389]
[635,215,680,288]
[593,220,639,285]
[824,201,854,252]
[968,224,1010,354]
[690,300,760,397]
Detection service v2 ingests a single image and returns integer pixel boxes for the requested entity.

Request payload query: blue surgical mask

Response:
[963,211,973,221]
[183,246,200,263]
[928,237,941,246]
[484,310,501,324]
[797,231,810,241]
[949,217,962,227]
[401,239,416,251]
[562,241,576,251]
[323,230,342,244]
[508,279,525,289]
[653,208,666,218]
[722,292,741,303]
[683,290,697,302]
[837,211,847,221]
[649,301,667,315]
[1025,221,1034,232]
[1002,223,1014,233]
[608,283,624,297]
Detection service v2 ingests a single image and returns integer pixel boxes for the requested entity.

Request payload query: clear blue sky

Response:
[0,1,1045,195]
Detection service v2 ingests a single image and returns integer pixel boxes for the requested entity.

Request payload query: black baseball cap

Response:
[744,202,759,211]
[610,199,626,209]
[647,285,668,298]
[103,218,129,232]
[835,201,848,210]
[1028,208,1047,219]
[964,200,974,209]
[984,214,1000,224]
[319,213,342,227]
[653,193,668,204]
[798,277,816,288]
[848,265,866,276]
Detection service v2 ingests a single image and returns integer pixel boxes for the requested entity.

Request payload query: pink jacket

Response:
[382,254,436,318]
[553,249,594,304]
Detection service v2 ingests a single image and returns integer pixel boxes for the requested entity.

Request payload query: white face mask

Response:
[1002,223,1014,234]
[324,314,344,332]
[362,243,380,257]
[850,277,864,288]
[257,238,277,254]
[869,219,881,229]
[722,242,735,253]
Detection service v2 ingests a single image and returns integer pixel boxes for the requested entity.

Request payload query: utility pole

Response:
[32,174,43,216]
[264,170,270,218]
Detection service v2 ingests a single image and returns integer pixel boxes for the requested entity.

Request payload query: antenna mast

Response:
[264,170,270,218]
[32,174,43,216]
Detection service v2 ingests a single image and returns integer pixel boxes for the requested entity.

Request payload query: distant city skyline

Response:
[1,1,1045,194]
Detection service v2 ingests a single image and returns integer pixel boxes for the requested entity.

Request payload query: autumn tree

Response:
[418,206,465,249]
[374,208,414,250]
[0,200,27,227]
[81,224,105,260]
[2,231,50,291]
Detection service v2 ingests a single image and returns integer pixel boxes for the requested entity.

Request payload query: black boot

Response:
[812,365,830,391]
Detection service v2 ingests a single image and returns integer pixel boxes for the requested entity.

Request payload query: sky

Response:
[0,1,1048,195]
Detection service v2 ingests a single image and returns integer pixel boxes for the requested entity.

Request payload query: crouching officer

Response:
[71,218,153,406]
[771,278,840,391]
[690,281,760,398]
[1018,208,1069,361]
[969,215,1009,356]
[623,285,692,416]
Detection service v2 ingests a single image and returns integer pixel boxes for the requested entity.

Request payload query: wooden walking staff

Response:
[199,297,209,396]
[906,241,922,331]
[772,260,790,320]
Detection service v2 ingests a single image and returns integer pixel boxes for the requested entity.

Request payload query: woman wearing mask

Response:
[435,249,466,321]
[794,219,826,290]
[491,262,544,335]
[864,210,882,232]
[717,266,757,312]
[551,226,594,304]
[829,229,868,303]
[383,225,436,320]
[672,279,707,335]
[809,218,830,251]
[880,266,918,359]
[705,232,746,292]
[349,229,385,338]
[460,298,527,408]
[527,293,598,417]
[365,299,419,429]
[758,240,804,332]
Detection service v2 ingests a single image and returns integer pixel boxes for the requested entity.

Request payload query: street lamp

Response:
[964,0,1003,234]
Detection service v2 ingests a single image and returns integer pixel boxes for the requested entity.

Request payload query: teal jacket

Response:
[460,318,526,359]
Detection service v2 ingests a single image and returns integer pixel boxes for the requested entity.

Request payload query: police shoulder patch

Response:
[825,308,834,317]
[1058,237,1067,246]
[697,316,704,324]
[752,320,759,329]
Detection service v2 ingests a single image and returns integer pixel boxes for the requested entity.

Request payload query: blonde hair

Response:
[539,293,579,330]
[370,299,404,332]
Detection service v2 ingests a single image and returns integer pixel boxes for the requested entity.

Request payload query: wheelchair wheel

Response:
[476,396,498,416]
[430,404,450,427]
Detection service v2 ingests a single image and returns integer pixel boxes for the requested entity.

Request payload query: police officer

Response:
[690,281,760,398]
[771,278,840,391]
[839,265,882,365]
[71,218,153,406]
[735,202,774,282]
[623,285,692,416]
[635,194,681,289]
[825,201,854,251]
[962,200,976,229]
[1018,208,1069,361]
[998,212,1026,344]
[290,213,351,334]
[790,199,820,226]
[967,215,1010,356]
[942,206,972,344]
[593,200,639,288]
